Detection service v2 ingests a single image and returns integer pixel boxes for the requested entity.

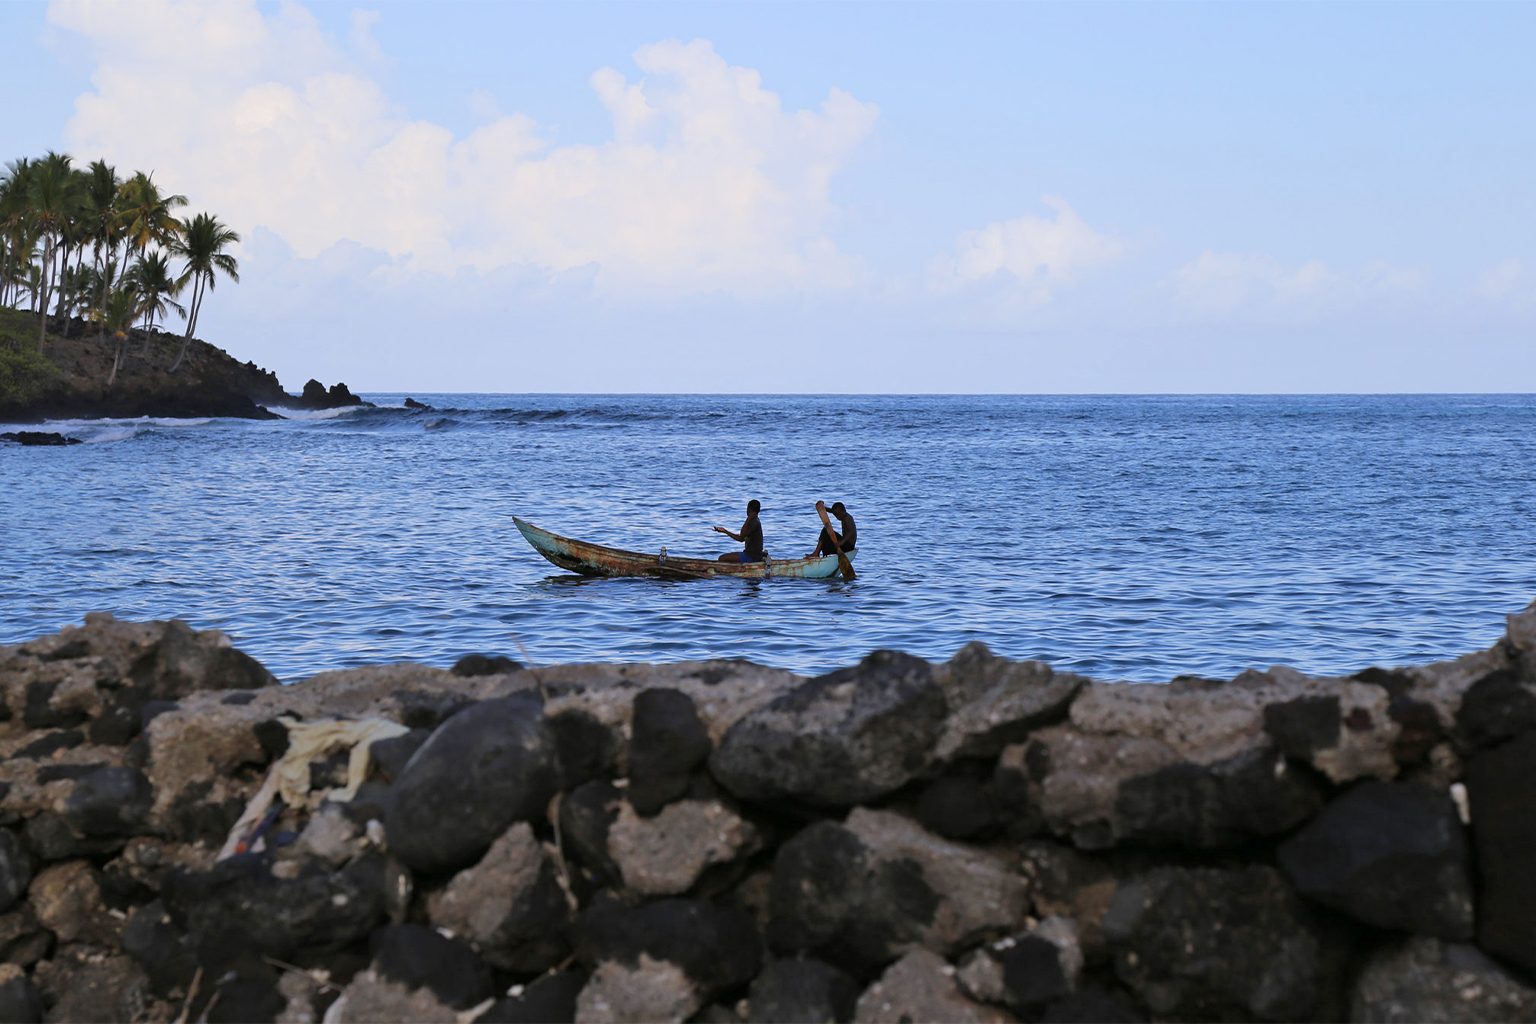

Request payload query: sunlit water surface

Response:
[3,394,1533,682]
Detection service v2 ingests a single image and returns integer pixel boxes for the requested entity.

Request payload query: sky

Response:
[4,1,1535,393]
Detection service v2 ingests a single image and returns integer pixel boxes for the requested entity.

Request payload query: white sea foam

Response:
[266,405,367,421]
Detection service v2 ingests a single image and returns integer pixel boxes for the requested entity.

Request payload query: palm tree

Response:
[118,171,186,262]
[126,250,185,350]
[89,283,144,387]
[168,212,239,372]
[82,160,123,344]
[28,151,83,350]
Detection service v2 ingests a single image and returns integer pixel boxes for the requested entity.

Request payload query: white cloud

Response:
[50,1,878,299]
[1475,258,1528,299]
[928,196,1127,305]
[1165,251,1424,319]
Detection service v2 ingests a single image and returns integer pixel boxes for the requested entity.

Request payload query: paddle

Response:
[816,501,857,581]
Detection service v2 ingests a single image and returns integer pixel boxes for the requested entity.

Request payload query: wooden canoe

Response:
[513,517,853,579]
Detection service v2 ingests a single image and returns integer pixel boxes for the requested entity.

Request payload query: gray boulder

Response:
[628,688,712,815]
[1278,781,1473,939]
[710,651,946,807]
[931,642,1084,761]
[63,766,154,838]
[386,695,559,874]
[1352,936,1536,1023]
[1102,865,1326,1022]
[852,948,1010,1024]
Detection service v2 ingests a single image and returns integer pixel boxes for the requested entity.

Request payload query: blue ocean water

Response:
[3,394,1533,683]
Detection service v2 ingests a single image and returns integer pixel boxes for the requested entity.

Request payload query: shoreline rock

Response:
[2,605,1536,1022]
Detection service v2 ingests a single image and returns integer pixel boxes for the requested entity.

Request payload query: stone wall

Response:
[1,607,1535,1022]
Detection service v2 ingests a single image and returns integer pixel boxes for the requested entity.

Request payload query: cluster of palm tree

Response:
[0,151,240,384]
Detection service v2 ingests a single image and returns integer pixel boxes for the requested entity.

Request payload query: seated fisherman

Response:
[714,499,767,562]
[811,501,857,556]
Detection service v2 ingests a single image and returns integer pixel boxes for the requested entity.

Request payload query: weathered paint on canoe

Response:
[512,517,852,579]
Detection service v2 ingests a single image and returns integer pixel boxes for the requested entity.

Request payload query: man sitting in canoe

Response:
[714,499,767,562]
[811,501,857,556]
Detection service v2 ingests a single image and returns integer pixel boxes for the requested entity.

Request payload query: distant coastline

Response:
[0,305,362,424]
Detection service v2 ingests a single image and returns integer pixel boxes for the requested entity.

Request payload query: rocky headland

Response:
[1,608,1535,1023]
[0,307,366,424]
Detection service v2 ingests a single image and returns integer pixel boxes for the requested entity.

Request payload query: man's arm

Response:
[713,526,743,541]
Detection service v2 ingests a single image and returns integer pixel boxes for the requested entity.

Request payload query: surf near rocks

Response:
[1,611,1536,1022]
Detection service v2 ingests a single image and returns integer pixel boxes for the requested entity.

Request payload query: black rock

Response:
[916,775,996,840]
[479,969,586,1024]
[999,935,1072,1008]
[63,766,155,838]
[1264,695,1341,758]
[88,687,149,746]
[397,691,478,730]
[207,976,286,1024]
[575,896,763,1002]
[451,653,522,677]
[0,972,45,1023]
[1041,984,1146,1023]
[161,853,388,966]
[371,924,496,1010]
[17,728,84,758]
[339,781,394,825]
[710,651,947,807]
[252,717,290,760]
[747,957,859,1023]
[629,689,713,815]
[767,820,938,977]
[0,430,81,446]
[550,709,618,791]
[1278,780,1473,939]
[147,619,278,696]
[1465,730,1536,973]
[1102,865,1326,1022]
[22,811,125,861]
[35,763,106,784]
[1456,669,1536,752]
[403,397,431,410]
[309,751,351,791]
[1112,744,1324,849]
[369,730,431,783]
[0,829,31,914]
[220,691,257,705]
[558,780,624,888]
[123,901,199,996]
[386,696,559,874]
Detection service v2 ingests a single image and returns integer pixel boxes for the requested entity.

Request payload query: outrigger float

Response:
[513,517,855,580]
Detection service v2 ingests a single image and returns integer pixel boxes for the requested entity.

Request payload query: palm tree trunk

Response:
[108,335,124,388]
[169,274,203,374]
[36,236,53,352]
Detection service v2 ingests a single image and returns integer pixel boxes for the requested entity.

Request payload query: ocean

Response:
[3,394,1533,683]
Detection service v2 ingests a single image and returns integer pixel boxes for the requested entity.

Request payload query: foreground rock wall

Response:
[2,609,1535,1022]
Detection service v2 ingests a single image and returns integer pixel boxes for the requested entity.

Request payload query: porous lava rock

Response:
[370,923,497,1010]
[1102,865,1326,1022]
[1350,936,1536,1023]
[932,641,1084,760]
[386,695,559,874]
[0,828,31,913]
[0,964,45,1024]
[710,651,946,807]
[852,947,1010,1024]
[748,957,860,1024]
[769,808,1027,975]
[956,917,1083,1014]
[607,797,760,897]
[63,766,154,838]
[479,969,586,1023]
[1277,780,1474,939]
[426,822,571,972]
[1464,729,1536,973]
[574,896,763,1018]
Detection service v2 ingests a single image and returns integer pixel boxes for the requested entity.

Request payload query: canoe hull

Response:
[513,518,851,579]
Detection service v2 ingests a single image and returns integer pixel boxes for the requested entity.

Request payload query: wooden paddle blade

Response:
[815,501,857,580]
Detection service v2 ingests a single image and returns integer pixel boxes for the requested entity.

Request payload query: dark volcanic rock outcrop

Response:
[1,603,1535,1023]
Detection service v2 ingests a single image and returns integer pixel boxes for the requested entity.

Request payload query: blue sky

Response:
[4,1,1534,392]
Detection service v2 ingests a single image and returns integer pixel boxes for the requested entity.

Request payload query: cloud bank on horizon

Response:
[34,0,1536,391]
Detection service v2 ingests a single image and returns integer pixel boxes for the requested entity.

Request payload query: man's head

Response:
[828,501,848,518]
[747,499,761,516]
